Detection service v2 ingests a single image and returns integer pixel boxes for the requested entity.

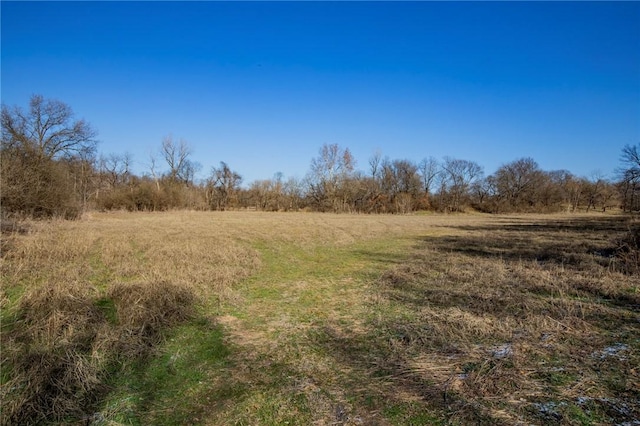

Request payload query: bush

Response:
[107,280,196,357]
[1,282,104,424]
[0,149,81,219]
[0,280,196,424]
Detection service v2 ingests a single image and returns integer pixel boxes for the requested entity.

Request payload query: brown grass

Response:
[353,215,640,424]
[1,211,638,425]
[0,212,264,424]
[1,280,104,424]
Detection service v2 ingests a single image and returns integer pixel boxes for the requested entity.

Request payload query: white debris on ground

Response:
[592,343,629,360]
[533,401,566,419]
[491,343,513,359]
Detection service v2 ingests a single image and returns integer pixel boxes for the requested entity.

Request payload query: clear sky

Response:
[2,1,639,184]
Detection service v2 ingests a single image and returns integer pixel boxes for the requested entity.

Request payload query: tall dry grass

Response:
[0,212,264,423]
[1,211,636,424]
[356,215,640,424]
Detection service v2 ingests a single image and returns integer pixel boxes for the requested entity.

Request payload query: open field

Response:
[1,211,638,425]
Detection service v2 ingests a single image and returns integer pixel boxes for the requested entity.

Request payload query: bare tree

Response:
[471,176,497,210]
[372,158,422,213]
[248,179,273,211]
[66,148,98,211]
[307,143,356,212]
[491,157,545,210]
[207,162,242,210]
[100,152,132,188]
[310,143,355,184]
[369,150,383,180]
[1,94,97,160]
[283,176,304,211]
[544,169,576,211]
[379,157,397,197]
[394,160,421,195]
[583,171,608,212]
[418,157,440,195]
[597,180,619,212]
[161,135,196,184]
[1,95,98,218]
[148,152,162,192]
[618,144,640,211]
[620,144,640,179]
[439,157,484,212]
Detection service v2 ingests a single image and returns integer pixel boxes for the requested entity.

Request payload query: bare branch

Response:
[1,94,97,160]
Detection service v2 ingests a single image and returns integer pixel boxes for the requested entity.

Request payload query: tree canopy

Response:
[1,94,97,160]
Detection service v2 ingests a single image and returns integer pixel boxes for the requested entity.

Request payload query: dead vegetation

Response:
[0,212,262,424]
[334,215,640,424]
[0,212,638,425]
[1,281,104,424]
[0,279,198,424]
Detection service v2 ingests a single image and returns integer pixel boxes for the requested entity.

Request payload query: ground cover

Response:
[1,211,637,425]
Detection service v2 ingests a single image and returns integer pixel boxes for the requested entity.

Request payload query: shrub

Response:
[0,149,81,219]
[1,282,104,424]
[107,280,196,357]
[1,280,196,424]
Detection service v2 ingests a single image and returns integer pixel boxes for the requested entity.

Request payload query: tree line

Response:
[2,95,639,219]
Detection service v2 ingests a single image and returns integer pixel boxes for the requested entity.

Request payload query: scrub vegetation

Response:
[1,211,638,425]
[3,96,639,220]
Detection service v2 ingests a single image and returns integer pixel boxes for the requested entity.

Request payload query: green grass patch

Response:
[94,297,118,325]
[210,235,445,425]
[383,401,445,425]
[98,318,231,425]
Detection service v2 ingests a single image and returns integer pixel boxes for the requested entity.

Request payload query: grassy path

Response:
[207,236,437,425]
[98,232,434,425]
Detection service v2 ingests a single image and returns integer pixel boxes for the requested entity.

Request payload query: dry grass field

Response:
[1,211,638,425]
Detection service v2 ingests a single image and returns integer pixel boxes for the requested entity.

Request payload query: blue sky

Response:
[2,1,639,184]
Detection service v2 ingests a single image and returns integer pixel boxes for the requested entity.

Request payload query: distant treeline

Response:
[2,95,639,218]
